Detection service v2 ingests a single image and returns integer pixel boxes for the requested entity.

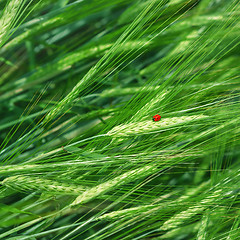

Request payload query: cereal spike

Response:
[108,115,207,137]
[2,175,87,195]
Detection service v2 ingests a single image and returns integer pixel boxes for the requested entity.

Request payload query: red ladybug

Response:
[153,114,161,121]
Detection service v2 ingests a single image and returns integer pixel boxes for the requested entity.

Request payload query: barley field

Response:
[0,0,239,239]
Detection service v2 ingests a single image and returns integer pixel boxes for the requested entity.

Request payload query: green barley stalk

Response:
[2,175,87,195]
[160,171,240,231]
[0,0,27,47]
[107,114,207,137]
[197,212,209,240]
[98,180,210,221]
[71,164,157,206]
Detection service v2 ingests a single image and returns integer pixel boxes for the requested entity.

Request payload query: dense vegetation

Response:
[0,0,239,239]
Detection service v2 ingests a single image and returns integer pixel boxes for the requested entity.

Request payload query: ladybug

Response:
[153,114,161,121]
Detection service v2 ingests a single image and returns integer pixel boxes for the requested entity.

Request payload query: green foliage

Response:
[0,0,239,239]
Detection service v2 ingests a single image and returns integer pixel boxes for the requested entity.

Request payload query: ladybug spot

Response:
[153,114,161,121]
